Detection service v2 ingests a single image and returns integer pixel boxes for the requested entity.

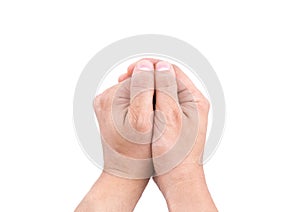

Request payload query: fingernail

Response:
[136,60,154,71]
[118,73,127,82]
[156,61,171,71]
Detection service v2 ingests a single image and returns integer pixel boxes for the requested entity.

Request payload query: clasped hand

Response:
[94,59,209,179]
[76,59,217,212]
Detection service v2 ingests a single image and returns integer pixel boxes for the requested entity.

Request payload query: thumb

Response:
[112,60,154,144]
[130,60,155,113]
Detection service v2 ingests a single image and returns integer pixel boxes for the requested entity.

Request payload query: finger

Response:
[173,64,206,101]
[93,84,121,128]
[153,61,180,143]
[174,65,209,117]
[93,84,119,113]
[112,61,155,144]
[118,73,130,83]
[129,60,155,132]
[155,61,179,112]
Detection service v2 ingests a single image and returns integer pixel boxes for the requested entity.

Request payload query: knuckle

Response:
[202,97,210,109]
[135,117,150,132]
[129,108,151,132]
[197,98,210,113]
[94,93,111,111]
[100,85,119,107]
[100,94,110,109]
[93,95,102,111]
[95,85,118,110]
[192,91,210,113]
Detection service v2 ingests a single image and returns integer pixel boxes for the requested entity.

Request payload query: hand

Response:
[75,60,156,212]
[93,60,156,179]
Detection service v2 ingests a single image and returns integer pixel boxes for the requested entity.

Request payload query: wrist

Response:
[99,171,149,204]
[154,163,204,196]
[75,172,149,212]
[154,163,217,212]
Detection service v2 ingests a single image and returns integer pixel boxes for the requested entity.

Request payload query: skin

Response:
[76,60,154,211]
[75,172,148,212]
[152,63,217,210]
[75,59,217,212]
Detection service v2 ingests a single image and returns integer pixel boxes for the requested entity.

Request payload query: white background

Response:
[0,1,299,211]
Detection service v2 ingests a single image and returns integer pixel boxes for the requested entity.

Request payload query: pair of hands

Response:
[94,59,210,179]
[76,59,216,212]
